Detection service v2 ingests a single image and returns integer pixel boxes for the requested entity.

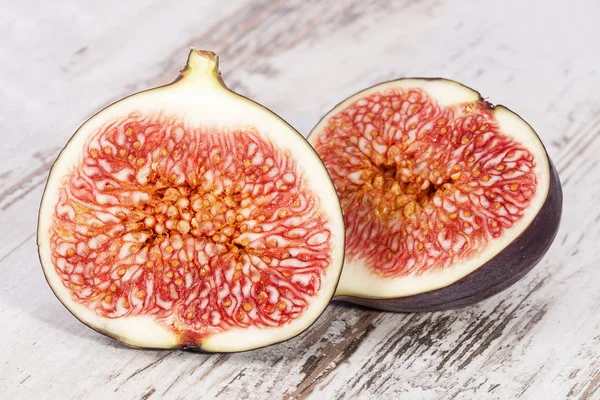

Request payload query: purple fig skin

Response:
[334,160,562,313]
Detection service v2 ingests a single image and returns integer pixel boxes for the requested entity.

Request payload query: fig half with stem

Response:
[37,49,345,352]
[309,78,562,312]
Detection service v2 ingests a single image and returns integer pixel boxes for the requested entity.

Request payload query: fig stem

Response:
[180,48,222,87]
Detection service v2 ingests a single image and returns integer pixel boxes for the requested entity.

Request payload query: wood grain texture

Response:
[0,0,597,398]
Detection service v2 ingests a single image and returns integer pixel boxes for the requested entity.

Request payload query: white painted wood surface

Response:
[1,0,598,398]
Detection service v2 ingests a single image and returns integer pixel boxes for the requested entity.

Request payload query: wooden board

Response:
[1,0,598,398]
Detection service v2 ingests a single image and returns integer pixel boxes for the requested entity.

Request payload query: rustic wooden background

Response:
[1,0,598,398]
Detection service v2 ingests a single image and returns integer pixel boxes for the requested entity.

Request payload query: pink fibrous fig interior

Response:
[50,112,332,343]
[313,88,537,277]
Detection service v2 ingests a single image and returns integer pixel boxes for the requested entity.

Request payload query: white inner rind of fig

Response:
[309,79,549,299]
[37,51,344,352]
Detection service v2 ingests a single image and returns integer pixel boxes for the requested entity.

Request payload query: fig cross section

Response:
[38,49,344,351]
[309,78,561,309]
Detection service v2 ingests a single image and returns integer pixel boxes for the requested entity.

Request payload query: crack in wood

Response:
[561,233,569,246]
[123,353,172,383]
[282,310,380,400]
[581,369,600,400]
[195,354,230,383]
[360,315,443,392]
[555,124,600,173]
[513,305,548,342]
[488,383,500,392]
[139,387,156,400]
[0,159,54,210]
[215,368,246,398]
[436,303,505,371]
[458,278,547,370]
[339,313,428,395]
[162,370,187,396]
[517,364,545,398]
[571,158,599,187]
[0,232,35,266]
[187,357,209,377]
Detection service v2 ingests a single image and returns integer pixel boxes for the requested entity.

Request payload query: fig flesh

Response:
[37,49,345,351]
[309,78,562,311]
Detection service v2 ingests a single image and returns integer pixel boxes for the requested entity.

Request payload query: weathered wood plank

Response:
[1,0,598,399]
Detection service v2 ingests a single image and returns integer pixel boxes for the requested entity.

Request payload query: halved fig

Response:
[309,78,562,312]
[37,49,344,352]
